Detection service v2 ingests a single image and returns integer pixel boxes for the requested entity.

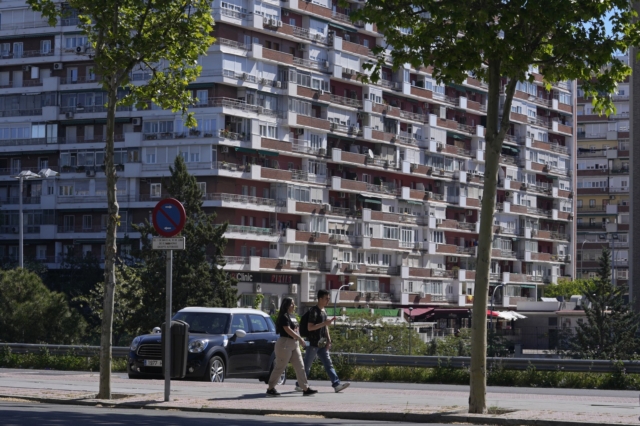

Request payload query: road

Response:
[0,401,455,426]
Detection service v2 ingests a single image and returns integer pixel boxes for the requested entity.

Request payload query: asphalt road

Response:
[0,401,457,426]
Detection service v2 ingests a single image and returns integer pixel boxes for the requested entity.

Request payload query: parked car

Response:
[127,307,285,384]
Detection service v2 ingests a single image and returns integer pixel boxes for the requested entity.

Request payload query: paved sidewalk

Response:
[0,369,639,425]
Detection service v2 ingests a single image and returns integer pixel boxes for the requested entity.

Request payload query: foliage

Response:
[74,263,146,346]
[253,294,265,310]
[132,156,237,331]
[543,279,595,300]
[0,269,86,344]
[0,346,126,372]
[330,311,426,355]
[570,248,640,359]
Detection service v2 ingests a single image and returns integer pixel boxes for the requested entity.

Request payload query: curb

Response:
[0,393,637,426]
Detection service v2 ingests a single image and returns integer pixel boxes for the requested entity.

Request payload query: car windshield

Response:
[172,312,230,335]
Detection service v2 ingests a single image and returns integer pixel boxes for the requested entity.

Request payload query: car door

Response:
[226,314,260,376]
[248,314,274,372]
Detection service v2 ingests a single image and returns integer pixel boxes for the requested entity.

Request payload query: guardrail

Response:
[3,343,640,373]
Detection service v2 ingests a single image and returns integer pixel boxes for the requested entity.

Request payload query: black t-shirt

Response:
[308,306,327,346]
[276,313,297,338]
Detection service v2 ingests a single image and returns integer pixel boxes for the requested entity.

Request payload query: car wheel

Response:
[206,356,225,382]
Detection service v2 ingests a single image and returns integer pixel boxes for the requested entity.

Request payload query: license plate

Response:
[144,360,162,367]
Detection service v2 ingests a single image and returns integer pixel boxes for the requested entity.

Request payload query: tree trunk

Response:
[468,60,517,414]
[97,81,119,400]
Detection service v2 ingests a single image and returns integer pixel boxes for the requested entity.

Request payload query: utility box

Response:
[161,320,189,378]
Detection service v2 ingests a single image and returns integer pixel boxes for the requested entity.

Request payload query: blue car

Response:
[127,307,285,384]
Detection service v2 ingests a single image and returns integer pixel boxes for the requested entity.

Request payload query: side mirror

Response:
[235,329,247,338]
[152,327,161,334]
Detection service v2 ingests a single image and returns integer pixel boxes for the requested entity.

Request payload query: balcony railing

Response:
[293,57,329,72]
[225,225,278,236]
[205,193,278,207]
[329,94,362,108]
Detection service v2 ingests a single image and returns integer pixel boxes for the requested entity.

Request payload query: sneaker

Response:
[266,388,281,397]
[334,382,351,393]
[294,386,304,392]
[302,387,318,396]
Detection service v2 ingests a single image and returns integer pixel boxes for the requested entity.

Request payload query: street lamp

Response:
[11,168,58,268]
[580,237,588,280]
[333,282,353,318]
[489,283,506,356]
[408,306,414,355]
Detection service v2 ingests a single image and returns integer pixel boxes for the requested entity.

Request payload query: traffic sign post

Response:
[151,199,187,402]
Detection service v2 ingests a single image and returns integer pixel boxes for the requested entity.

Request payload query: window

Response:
[357,278,379,292]
[150,183,162,198]
[382,254,391,266]
[12,42,23,58]
[423,281,443,295]
[59,185,74,196]
[431,230,444,244]
[197,182,206,196]
[383,226,399,239]
[40,40,51,54]
[36,245,47,260]
[145,148,157,164]
[82,215,92,230]
[230,314,248,333]
[249,315,269,332]
[196,89,208,106]
[259,124,278,138]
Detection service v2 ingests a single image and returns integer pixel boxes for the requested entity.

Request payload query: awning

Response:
[257,149,279,157]
[235,147,255,154]
[520,284,537,289]
[325,307,400,317]
[447,132,467,140]
[407,200,424,206]
[329,22,357,33]
[487,310,500,317]
[363,198,382,205]
[404,307,435,317]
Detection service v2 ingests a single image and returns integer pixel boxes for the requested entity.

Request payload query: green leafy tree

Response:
[28,0,214,399]
[543,279,595,300]
[330,312,426,355]
[0,269,86,344]
[570,248,640,359]
[133,156,237,332]
[351,0,640,413]
[74,263,145,346]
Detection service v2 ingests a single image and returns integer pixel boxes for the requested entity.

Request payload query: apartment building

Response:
[576,59,630,290]
[0,0,575,324]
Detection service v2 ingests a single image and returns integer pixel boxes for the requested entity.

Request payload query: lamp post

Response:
[580,237,588,280]
[11,169,58,268]
[333,282,352,318]
[489,283,506,356]
[408,306,413,355]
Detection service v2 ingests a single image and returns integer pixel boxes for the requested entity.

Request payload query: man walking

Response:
[296,289,350,393]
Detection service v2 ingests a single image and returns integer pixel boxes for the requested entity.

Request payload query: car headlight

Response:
[130,337,141,352]
[188,339,209,353]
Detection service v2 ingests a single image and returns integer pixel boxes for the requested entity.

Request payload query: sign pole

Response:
[164,249,172,402]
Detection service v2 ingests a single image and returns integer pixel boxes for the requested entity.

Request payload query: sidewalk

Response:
[0,369,639,425]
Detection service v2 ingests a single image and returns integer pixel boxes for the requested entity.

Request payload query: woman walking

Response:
[266,297,318,397]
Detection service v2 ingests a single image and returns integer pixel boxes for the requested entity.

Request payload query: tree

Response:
[570,248,640,359]
[132,156,237,332]
[0,269,86,344]
[27,0,214,399]
[330,311,427,355]
[352,0,640,413]
[543,279,595,300]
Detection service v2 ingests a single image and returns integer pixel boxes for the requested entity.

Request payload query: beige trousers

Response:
[267,337,308,389]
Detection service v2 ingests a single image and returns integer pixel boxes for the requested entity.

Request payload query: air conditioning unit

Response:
[435,218,443,225]
[312,231,320,238]
[566,254,572,262]
[318,148,327,156]
[86,169,96,177]
[66,111,75,119]
[290,283,298,294]
[419,291,426,298]
[610,195,616,200]
[242,73,249,80]
[330,122,337,130]
[22,65,32,72]
[132,118,141,126]
[53,63,64,70]
[295,128,304,135]
[339,192,346,198]
[505,191,511,197]
[277,20,283,27]
[448,256,457,262]
[221,146,229,153]
[323,203,331,212]
[260,78,266,85]
[75,46,86,54]
[254,283,263,293]
[426,191,433,198]
[393,82,400,90]
[324,61,330,68]
[315,33,322,41]
[263,16,270,25]
[349,263,358,270]
[436,143,444,151]
[275,81,282,88]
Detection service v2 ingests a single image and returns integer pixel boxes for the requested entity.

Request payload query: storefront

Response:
[230,272,300,312]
